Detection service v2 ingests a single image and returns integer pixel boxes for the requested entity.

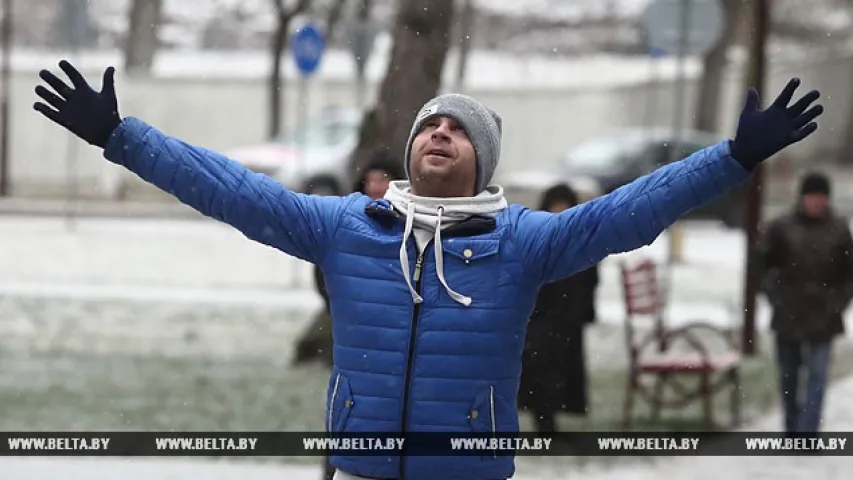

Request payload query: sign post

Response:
[642,46,667,128]
[290,21,325,286]
[63,0,90,230]
[639,0,725,296]
[291,21,326,187]
[346,18,376,109]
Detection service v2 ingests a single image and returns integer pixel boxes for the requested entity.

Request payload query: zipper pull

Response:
[413,254,424,282]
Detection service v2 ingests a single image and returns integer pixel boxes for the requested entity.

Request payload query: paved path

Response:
[0,457,318,480]
[574,373,853,480]
[0,197,202,219]
[5,175,853,219]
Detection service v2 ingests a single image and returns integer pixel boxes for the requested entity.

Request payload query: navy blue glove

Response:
[729,78,823,171]
[33,60,121,149]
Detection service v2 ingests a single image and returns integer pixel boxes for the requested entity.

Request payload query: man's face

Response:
[409,116,477,194]
[363,169,392,199]
[801,192,829,218]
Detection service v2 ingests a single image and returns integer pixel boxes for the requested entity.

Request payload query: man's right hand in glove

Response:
[33,60,121,149]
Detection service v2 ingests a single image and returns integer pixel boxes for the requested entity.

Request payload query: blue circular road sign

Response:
[292,22,326,76]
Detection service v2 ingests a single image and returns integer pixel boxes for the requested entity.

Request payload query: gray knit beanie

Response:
[404,93,503,193]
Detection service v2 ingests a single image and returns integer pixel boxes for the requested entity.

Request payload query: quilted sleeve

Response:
[103,117,346,264]
[515,140,751,284]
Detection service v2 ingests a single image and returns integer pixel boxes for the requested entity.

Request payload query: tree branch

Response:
[325,0,349,41]
[287,0,313,18]
[271,0,312,20]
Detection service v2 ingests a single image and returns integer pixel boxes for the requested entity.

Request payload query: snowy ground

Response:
[0,215,811,332]
[0,217,756,307]
[0,215,788,372]
[1,215,853,479]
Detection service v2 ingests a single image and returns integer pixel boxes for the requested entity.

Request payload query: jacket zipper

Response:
[399,250,425,480]
[328,373,341,433]
[489,385,497,459]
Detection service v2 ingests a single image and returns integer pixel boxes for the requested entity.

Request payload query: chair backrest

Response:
[620,257,665,355]
[621,258,663,315]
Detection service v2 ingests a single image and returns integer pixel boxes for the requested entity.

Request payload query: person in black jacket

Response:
[293,152,405,367]
[757,172,853,434]
[518,184,600,433]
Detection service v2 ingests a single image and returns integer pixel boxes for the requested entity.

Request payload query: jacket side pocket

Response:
[327,373,354,433]
[468,386,499,459]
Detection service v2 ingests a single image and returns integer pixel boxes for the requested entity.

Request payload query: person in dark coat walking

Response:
[293,152,405,367]
[758,171,853,434]
[518,184,600,433]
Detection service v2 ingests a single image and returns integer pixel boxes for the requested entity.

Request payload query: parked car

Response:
[502,127,747,228]
[224,106,363,196]
[104,107,362,199]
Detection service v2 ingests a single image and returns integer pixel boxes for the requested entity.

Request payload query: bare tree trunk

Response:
[694,0,742,132]
[840,73,853,164]
[124,0,163,74]
[268,18,289,140]
[357,0,373,25]
[268,0,312,140]
[325,0,348,43]
[349,0,455,174]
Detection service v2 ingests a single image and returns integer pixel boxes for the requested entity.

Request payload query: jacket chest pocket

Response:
[435,239,501,306]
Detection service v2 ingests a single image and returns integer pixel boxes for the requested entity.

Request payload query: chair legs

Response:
[701,372,714,428]
[623,370,636,430]
[650,373,666,422]
[729,368,741,427]
[623,369,743,430]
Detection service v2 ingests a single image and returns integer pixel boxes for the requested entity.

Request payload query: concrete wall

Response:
[7,50,852,198]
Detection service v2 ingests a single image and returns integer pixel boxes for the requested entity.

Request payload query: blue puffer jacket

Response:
[104,118,750,480]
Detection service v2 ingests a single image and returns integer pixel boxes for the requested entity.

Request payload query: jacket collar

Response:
[364,199,496,237]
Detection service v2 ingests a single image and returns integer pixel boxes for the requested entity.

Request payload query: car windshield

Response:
[562,133,647,171]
